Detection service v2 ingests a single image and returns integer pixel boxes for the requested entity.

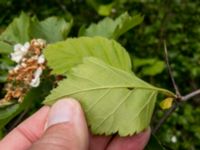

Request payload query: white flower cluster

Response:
[10,40,46,88]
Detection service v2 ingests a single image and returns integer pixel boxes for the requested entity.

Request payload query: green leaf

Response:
[133,58,165,76]
[44,57,175,136]
[80,12,143,39]
[0,41,14,83]
[0,41,13,54]
[0,129,4,139]
[113,13,144,39]
[0,12,30,43]
[44,36,132,74]
[86,0,113,16]
[97,3,113,16]
[30,17,73,43]
[0,12,73,44]
[0,103,19,129]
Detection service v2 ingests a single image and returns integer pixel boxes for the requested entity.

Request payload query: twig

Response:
[164,41,181,98]
[153,102,179,134]
[153,42,200,134]
[182,89,200,101]
[153,88,200,133]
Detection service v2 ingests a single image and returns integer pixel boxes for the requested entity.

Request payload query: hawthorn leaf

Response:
[80,12,143,39]
[30,17,73,43]
[44,57,175,136]
[113,13,144,39]
[0,12,30,43]
[0,12,73,44]
[44,36,132,74]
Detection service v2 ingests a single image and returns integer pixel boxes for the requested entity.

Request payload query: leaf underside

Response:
[44,57,159,136]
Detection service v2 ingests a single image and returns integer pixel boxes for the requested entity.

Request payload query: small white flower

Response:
[11,51,23,63]
[21,63,27,67]
[38,54,45,64]
[20,42,30,53]
[13,65,21,71]
[14,44,23,52]
[171,135,177,143]
[32,39,46,47]
[37,39,46,45]
[23,42,30,52]
[22,58,27,62]
[30,67,43,87]
[11,42,30,63]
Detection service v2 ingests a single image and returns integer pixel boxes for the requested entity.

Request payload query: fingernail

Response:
[47,98,77,128]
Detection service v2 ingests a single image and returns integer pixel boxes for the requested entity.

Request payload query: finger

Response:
[30,98,89,150]
[0,106,50,150]
[107,128,151,150]
[89,132,112,150]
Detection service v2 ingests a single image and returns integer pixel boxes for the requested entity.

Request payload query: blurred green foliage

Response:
[0,0,200,149]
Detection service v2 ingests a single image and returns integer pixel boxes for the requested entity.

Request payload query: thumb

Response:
[30,98,89,150]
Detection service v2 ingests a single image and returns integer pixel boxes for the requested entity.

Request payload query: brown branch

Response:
[164,41,181,98]
[182,89,200,101]
[153,42,200,134]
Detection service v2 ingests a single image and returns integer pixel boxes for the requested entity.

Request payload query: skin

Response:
[0,99,150,150]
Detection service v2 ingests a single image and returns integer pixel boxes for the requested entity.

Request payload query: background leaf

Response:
[30,17,73,43]
[0,41,12,54]
[0,12,73,44]
[0,41,13,83]
[44,57,174,136]
[44,36,132,74]
[0,12,30,43]
[133,58,165,76]
[86,0,113,16]
[80,12,143,39]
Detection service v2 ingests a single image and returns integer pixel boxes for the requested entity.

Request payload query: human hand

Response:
[0,99,150,150]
